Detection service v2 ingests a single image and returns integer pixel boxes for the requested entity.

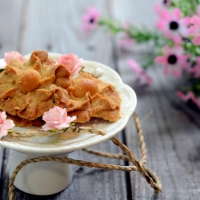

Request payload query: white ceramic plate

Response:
[0,53,137,156]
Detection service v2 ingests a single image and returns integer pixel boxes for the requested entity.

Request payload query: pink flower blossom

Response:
[42,106,77,131]
[177,91,200,109]
[187,57,200,78]
[156,8,190,44]
[0,51,26,70]
[155,0,171,15]
[155,45,189,77]
[0,111,15,138]
[82,7,100,34]
[118,36,134,49]
[5,51,26,64]
[57,54,84,76]
[189,16,200,46]
[127,59,153,85]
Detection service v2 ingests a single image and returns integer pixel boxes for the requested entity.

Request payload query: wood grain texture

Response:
[111,0,200,199]
[0,0,24,56]
[0,0,200,200]
[0,0,24,183]
[0,0,128,200]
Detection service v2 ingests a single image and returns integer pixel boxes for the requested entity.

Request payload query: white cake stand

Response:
[0,54,137,195]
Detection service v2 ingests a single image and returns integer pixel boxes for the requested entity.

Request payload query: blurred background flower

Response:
[81,0,200,109]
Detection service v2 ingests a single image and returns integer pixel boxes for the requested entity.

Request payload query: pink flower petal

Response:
[4,51,26,64]
[0,59,6,69]
[155,56,166,65]
[81,7,100,34]
[42,106,76,131]
[172,70,181,77]
[156,20,166,30]
[154,2,163,15]
[161,10,171,21]
[127,59,152,85]
[173,35,182,45]
[177,91,200,109]
[127,59,142,73]
[118,37,134,48]
[0,111,15,138]
[154,1,171,15]
[196,5,200,16]
[191,16,200,26]
[173,8,181,20]
[163,65,169,75]
[182,17,190,26]
[193,35,200,45]
[163,45,171,54]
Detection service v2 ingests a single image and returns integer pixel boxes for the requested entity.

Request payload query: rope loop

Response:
[6,112,162,200]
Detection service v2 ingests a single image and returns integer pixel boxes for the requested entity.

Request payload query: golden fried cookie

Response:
[0,50,121,126]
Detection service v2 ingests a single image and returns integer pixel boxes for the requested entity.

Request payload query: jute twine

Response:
[5,112,162,200]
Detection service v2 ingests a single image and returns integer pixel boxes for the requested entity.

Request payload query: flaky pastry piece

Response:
[0,50,121,126]
[68,71,121,123]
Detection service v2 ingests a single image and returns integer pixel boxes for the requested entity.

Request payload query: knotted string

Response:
[4,112,162,200]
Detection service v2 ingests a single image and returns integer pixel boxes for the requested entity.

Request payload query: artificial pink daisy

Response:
[187,57,200,78]
[155,0,171,15]
[155,45,189,77]
[127,59,153,85]
[82,7,100,34]
[189,16,200,46]
[156,8,190,44]
[177,91,200,109]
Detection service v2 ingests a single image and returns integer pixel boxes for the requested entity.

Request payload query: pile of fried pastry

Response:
[0,51,121,126]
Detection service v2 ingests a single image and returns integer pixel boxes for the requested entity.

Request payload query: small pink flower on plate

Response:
[5,51,26,64]
[42,106,77,131]
[155,45,189,77]
[0,111,15,138]
[82,7,100,34]
[189,16,200,46]
[0,51,26,69]
[57,53,84,76]
[155,0,171,15]
[177,91,200,109]
[127,59,153,85]
[156,8,190,44]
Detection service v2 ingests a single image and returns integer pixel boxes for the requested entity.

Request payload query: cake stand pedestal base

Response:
[8,151,73,195]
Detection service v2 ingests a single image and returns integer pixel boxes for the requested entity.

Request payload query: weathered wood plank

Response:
[112,0,200,199]
[0,0,128,199]
[0,0,25,56]
[0,0,24,185]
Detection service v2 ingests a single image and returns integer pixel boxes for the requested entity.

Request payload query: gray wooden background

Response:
[0,0,200,199]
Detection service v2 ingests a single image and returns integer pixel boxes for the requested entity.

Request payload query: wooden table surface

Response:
[0,0,200,199]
